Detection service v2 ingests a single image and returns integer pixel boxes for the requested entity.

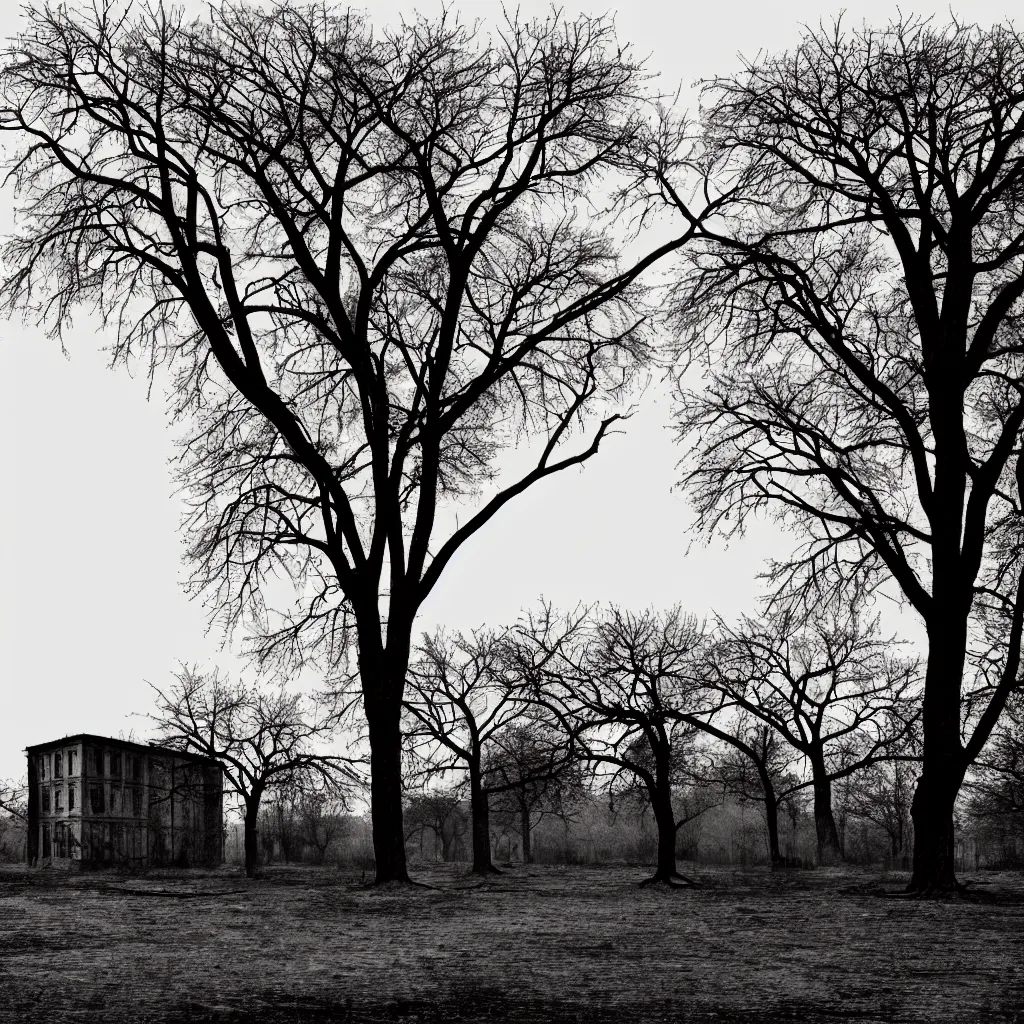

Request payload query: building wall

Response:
[27,738,223,869]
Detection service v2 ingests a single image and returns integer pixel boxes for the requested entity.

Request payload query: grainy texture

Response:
[1,864,1022,1022]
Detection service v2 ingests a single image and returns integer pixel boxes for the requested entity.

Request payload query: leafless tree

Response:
[298,788,350,864]
[483,719,585,865]
[515,604,715,886]
[639,16,1024,891]
[403,628,538,875]
[0,2,725,883]
[706,608,920,863]
[0,779,27,823]
[845,757,917,865]
[147,665,353,877]
[402,788,467,863]
[695,711,804,865]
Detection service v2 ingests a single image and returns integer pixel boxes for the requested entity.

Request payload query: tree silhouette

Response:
[0,2,722,881]
[642,17,1024,890]
[148,665,351,877]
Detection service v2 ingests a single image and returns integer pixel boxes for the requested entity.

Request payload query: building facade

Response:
[26,735,223,868]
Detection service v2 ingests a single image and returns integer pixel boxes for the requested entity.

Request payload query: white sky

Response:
[0,0,1009,783]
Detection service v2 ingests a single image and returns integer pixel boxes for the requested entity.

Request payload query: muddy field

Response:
[0,863,1022,1023]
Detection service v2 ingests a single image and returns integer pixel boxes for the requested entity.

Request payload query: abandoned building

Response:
[26,735,224,869]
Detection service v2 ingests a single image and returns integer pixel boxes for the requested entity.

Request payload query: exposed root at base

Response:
[639,871,699,889]
[362,877,437,890]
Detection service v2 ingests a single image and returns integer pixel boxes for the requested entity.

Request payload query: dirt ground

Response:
[1,862,1022,1023]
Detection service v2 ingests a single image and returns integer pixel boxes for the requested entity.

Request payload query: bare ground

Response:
[1,863,1022,1023]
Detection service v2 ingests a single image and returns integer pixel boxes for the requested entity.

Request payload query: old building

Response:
[26,735,223,868]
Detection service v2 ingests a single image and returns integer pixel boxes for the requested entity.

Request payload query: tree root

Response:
[639,870,699,889]
[362,876,437,890]
[469,864,503,877]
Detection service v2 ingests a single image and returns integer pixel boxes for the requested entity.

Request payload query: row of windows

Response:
[39,785,145,817]
[40,822,152,862]
[38,749,77,781]
[37,750,144,782]
[40,821,76,858]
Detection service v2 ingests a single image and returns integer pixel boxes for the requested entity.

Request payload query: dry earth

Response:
[1,863,1022,1023]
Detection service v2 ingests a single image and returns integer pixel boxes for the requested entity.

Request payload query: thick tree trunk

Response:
[908,770,961,891]
[243,792,262,879]
[365,694,411,884]
[764,795,782,865]
[642,784,682,885]
[521,795,532,865]
[469,762,499,875]
[810,762,843,864]
[755,764,782,866]
[908,620,968,892]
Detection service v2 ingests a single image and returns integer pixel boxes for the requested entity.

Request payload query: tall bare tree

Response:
[483,719,584,865]
[402,787,467,864]
[0,1,720,883]
[640,17,1024,890]
[516,604,714,886]
[148,665,351,877]
[846,758,917,865]
[706,609,920,862]
[692,711,803,865]
[403,628,535,875]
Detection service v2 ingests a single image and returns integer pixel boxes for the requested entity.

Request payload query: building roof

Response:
[25,733,222,768]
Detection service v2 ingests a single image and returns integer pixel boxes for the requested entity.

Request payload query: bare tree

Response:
[846,758,917,866]
[483,719,585,865]
[706,608,920,863]
[403,628,533,875]
[694,711,804,866]
[0,2,723,883]
[640,16,1024,891]
[402,788,467,863]
[147,665,352,877]
[516,604,714,886]
[298,788,350,864]
[0,779,27,823]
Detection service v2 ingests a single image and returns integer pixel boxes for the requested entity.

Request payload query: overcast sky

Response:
[0,0,1011,783]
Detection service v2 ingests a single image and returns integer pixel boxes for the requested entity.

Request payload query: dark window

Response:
[55,823,68,858]
[39,757,47,782]
[131,788,142,817]
[68,750,77,775]
[41,788,50,813]
[54,788,63,813]
[68,786,76,812]
[89,786,104,814]
[93,749,104,775]
[110,752,121,777]
[53,752,63,779]
[41,824,51,859]
[132,756,143,781]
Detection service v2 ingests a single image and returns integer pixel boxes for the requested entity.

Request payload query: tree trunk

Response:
[810,763,843,864]
[764,795,782,865]
[469,762,498,875]
[365,693,410,884]
[908,770,961,891]
[756,764,782,866]
[643,783,680,884]
[520,793,532,865]
[243,792,262,879]
[908,619,968,892]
